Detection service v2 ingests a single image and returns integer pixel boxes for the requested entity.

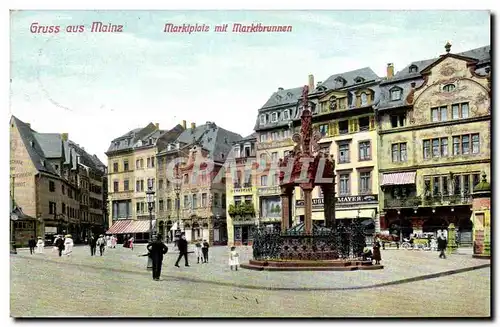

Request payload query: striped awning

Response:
[381,172,416,186]
[106,220,156,235]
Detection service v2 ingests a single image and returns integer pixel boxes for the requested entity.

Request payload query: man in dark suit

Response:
[174,233,190,268]
[54,235,65,257]
[202,239,210,263]
[147,235,169,281]
[28,236,36,255]
[89,235,97,256]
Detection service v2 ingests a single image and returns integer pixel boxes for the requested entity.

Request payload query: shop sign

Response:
[295,194,378,207]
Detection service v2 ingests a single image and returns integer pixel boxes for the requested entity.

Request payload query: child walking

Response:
[229,246,240,271]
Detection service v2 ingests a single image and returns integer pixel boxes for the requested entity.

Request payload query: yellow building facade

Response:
[377,44,490,243]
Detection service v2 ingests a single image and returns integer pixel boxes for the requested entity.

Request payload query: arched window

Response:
[409,65,418,73]
[390,87,402,101]
[443,84,456,92]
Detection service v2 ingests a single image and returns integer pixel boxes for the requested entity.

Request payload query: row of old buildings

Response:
[100,42,490,247]
[10,116,108,246]
[225,42,491,246]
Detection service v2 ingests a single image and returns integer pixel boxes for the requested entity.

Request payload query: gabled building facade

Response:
[106,122,184,242]
[376,44,491,244]
[10,116,107,246]
[155,121,242,245]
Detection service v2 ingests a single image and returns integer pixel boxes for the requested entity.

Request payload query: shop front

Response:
[233,221,257,246]
[106,219,156,243]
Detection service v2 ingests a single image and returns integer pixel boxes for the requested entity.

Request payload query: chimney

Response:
[155,123,159,129]
[387,63,394,79]
[191,122,196,130]
[61,133,68,141]
[308,74,314,90]
[182,120,187,129]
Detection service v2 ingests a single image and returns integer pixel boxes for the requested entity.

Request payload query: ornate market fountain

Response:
[241,85,383,271]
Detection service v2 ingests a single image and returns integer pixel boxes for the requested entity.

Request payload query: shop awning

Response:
[381,172,416,186]
[335,209,376,219]
[106,220,156,234]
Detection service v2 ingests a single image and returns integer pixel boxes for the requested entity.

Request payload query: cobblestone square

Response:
[10,244,490,317]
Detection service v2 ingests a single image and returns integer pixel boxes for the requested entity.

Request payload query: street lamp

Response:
[146,186,156,241]
[10,211,18,254]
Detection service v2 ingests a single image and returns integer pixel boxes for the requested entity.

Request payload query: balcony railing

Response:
[384,194,472,208]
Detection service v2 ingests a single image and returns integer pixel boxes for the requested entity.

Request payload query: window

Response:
[462,135,470,154]
[282,110,290,120]
[183,195,189,208]
[113,181,119,192]
[463,175,470,194]
[159,200,164,211]
[359,171,371,194]
[441,138,448,156]
[49,181,55,192]
[453,136,460,155]
[271,112,278,123]
[214,193,220,207]
[259,153,267,165]
[192,194,198,209]
[260,114,266,125]
[222,194,226,208]
[140,180,144,191]
[390,113,406,128]
[273,173,279,186]
[440,107,447,121]
[358,117,369,131]
[432,139,440,157]
[452,104,460,119]
[124,160,129,171]
[113,162,118,172]
[283,129,291,139]
[136,180,140,192]
[202,193,207,207]
[442,176,449,195]
[49,202,56,214]
[260,134,267,142]
[271,152,278,162]
[338,120,349,134]
[151,157,155,167]
[271,132,279,141]
[472,134,480,154]
[433,176,440,195]
[392,143,407,162]
[339,173,350,195]
[461,103,469,119]
[261,175,268,186]
[431,107,447,122]
[359,141,371,161]
[147,158,151,168]
[443,84,455,92]
[390,88,402,101]
[62,185,65,195]
[409,65,418,73]
[454,175,461,195]
[473,173,480,189]
[338,143,350,164]
[319,124,329,136]
[360,92,368,106]
[183,174,189,184]
[423,140,431,159]
[167,199,172,210]
[124,180,129,191]
[62,203,66,214]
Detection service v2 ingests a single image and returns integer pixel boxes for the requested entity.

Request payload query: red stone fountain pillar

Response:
[303,185,313,235]
[280,187,290,231]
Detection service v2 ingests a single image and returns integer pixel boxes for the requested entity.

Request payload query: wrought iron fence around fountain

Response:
[252,220,369,261]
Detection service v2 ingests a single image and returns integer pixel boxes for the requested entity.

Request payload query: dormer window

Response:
[316,85,327,92]
[271,112,278,123]
[390,87,402,101]
[148,139,153,145]
[286,92,293,98]
[282,110,290,120]
[259,114,266,125]
[335,76,347,86]
[354,77,365,84]
[360,92,368,106]
[443,84,456,92]
[409,65,418,73]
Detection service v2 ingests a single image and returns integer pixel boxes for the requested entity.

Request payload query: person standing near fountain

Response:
[372,238,382,265]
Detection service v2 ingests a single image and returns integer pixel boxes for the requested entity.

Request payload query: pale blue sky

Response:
[10,10,490,163]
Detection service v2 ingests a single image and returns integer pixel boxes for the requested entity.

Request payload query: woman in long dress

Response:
[111,235,117,248]
[229,246,240,271]
[64,235,74,256]
[106,235,112,248]
[372,238,382,265]
[36,237,45,254]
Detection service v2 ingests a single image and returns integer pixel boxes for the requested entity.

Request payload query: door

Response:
[242,226,249,245]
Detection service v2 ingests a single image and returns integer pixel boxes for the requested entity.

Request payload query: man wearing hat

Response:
[54,235,65,257]
[147,234,169,281]
[28,236,36,255]
[96,234,106,256]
